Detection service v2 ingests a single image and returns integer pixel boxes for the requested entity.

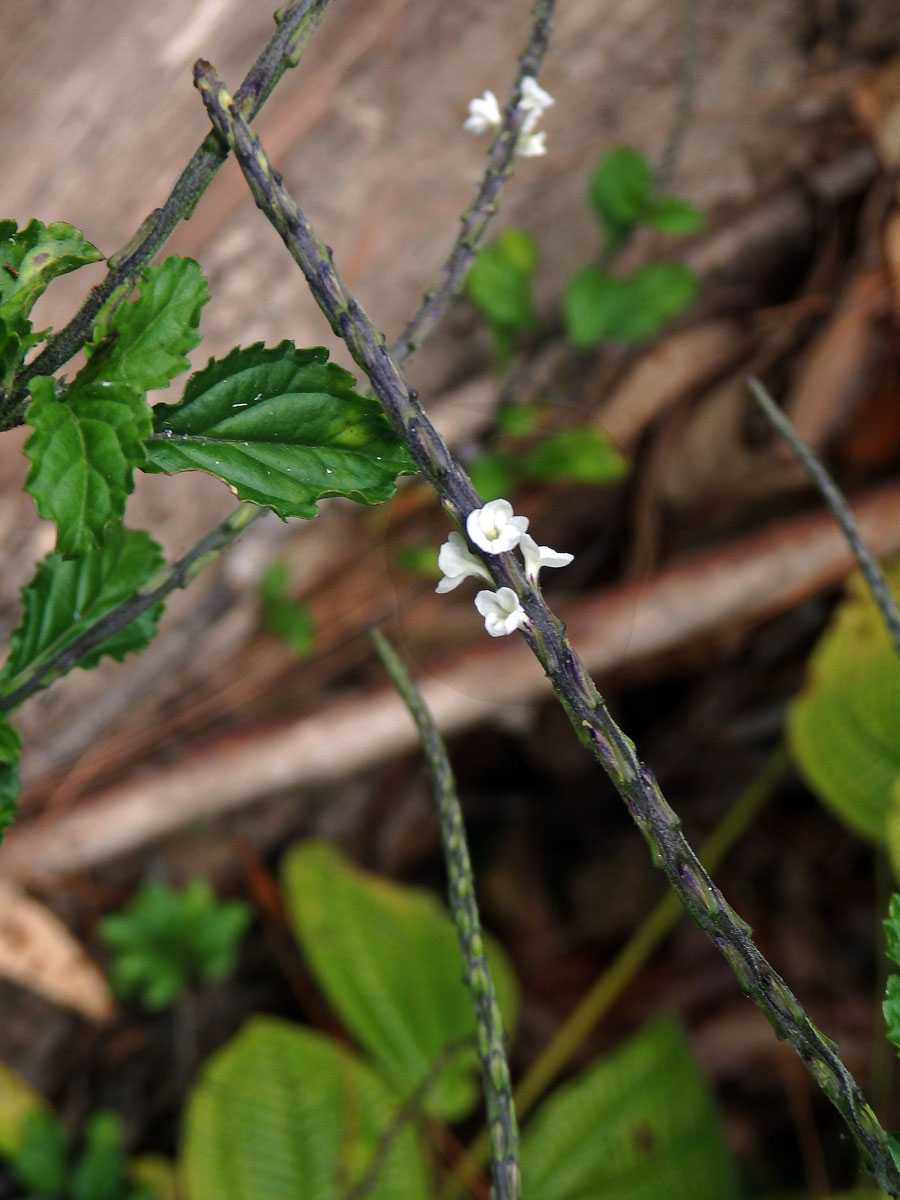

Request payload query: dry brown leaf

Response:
[0,879,114,1022]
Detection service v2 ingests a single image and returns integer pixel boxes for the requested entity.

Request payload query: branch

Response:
[749,376,900,658]
[389,0,555,365]
[371,630,520,1200]
[0,0,335,429]
[194,64,900,1194]
[0,506,262,712]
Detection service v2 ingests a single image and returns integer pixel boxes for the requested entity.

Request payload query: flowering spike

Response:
[474,587,530,637]
[466,499,529,555]
[435,531,492,593]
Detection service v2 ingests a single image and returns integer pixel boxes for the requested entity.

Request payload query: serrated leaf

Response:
[464,228,538,335]
[82,257,209,393]
[25,376,152,557]
[563,267,628,348]
[789,562,900,844]
[145,342,415,519]
[0,218,102,321]
[588,146,654,244]
[520,1017,738,1200]
[645,196,707,236]
[0,525,165,700]
[523,428,629,485]
[282,839,518,1121]
[180,1017,430,1200]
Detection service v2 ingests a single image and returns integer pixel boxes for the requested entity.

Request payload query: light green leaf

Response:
[523,429,629,486]
[520,1017,737,1200]
[614,263,699,340]
[789,562,900,844]
[0,525,165,700]
[180,1017,430,1200]
[562,267,627,348]
[82,257,209,393]
[465,228,539,335]
[0,218,102,320]
[24,377,152,557]
[282,839,518,1120]
[0,1061,51,1159]
[588,147,654,243]
[645,196,707,236]
[145,342,415,519]
[468,451,519,502]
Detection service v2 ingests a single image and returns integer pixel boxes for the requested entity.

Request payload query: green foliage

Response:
[0,526,165,701]
[144,341,416,519]
[180,1017,430,1200]
[258,560,316,656]
[0,1061,51,1159]
[281,839,518,1121]
[884,894,900,1061]
[81,257,209,392]
[8,1109,151,1200]
[563,262,698,348]
[99,879,251,1011]
[519,1017,737,1200]
[464,228,539,348]
[588,146,705,246]
[789,562,900,845]
[24,377,152,557]
[0,719,22,840]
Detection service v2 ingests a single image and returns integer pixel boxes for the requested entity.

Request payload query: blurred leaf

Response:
[468,451,519,502]
[464,228,539,336]
[789,562,900,844]
[258,563,316,657]
[588,147,654,244]
[10,1110,69,1198]
[496,402,543,436]
[613,263,699,341]
[644,197,707,236]
[180,1017,430,1200]
[128,1154,179,1200]
[520,1017,737,1200]
[392,545,440,578]
[145,342,415,519]
[523,429,629,486]
[71,1110,129,1200]
[0,1061,51,1159]
[282,839,518,1120]
[562,267,627,349]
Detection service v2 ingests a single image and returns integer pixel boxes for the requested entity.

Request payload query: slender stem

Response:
[0,505,262,712]
[0,0,334,430]
[655,0,702,187]
[389,0,555,365]
[371,630,520,1200]
[749,377,900,658]
[195,69,900,1193]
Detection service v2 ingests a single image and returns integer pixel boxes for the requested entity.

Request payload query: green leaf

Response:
[0,218,102,321]
[145,342,415,519]
[588,147,654,243]
[180,1017,430,1200]
[0,525,165,700]
[562,268,628,348]
[0,310,43,391]
[614,263,699,340]
[0,718,22,841]
[70,1111,129,1200]
[523,429,629,486]
[282,839,518,1121]
[645,196,707,236]
[468,451,519,502]
[789,562,900,843]
[0,1061,52,1159]
[520,1017,738,1200]
[82,257,209,393]
[258,563,316,657]
[464,228,539,335]
[24,377,152,557]
[10,1110,69,1198]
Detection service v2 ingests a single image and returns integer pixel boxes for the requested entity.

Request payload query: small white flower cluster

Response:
[436,499,573,637]
[463,76,554,158]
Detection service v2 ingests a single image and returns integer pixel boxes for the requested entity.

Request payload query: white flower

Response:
[466,499,529,554]
[475,587,530,637]
[516,129,547,158]
[435,531,492,593]
[519,533,574,583]
[463,90,502,135]
[520,76,555,115]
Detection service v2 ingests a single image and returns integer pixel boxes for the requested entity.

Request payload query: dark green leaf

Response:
[885,894,900,969]
[523,428,629,485]
[464,228,538,335]
[0,218,102,321]
[614,263,699,340]
[884,973,900,1055]
[0,718,22,840]
[0,525,165,700]
[145,342,416,519]
[82,257,209,393]
[562,267,627,348]
[70,1111,128,1200]
[0,310,42,391]
[181,1018,430,1200]
[588,147,654,243]
[10,1111,69,1198]
[645,196,707,236]
[24,377,152,557]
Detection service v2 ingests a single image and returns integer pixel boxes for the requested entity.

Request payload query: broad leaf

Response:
[789,563,900,844]
[180,1017,430,1200]
[0,218,102,321]
[588,147,654,243]
[82,257,209,393]
[464,228,539,334]
[524,429,629,485]
[24,377,152,557]
[614,263,698,341]
[520,1017,738,1200]
[563,268,627,348]
[0,525,165,700]
[145,342,416,519]
[282,839,518,1120]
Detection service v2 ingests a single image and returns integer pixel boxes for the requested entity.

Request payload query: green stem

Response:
[0,0,334,430]
[196,68,900,1194]
[371,630,520,1200]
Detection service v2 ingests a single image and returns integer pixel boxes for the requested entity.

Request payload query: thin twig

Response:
[0,506,263,712]
[389,0,555,365]
[749,376,900,658]
[371,630,520,1200]
[195,67,900,1193]
[0,0,335,429]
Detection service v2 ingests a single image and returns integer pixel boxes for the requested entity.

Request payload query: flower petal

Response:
[435,531,491,592]
[466,499,529,554]
[519,532,574,583]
